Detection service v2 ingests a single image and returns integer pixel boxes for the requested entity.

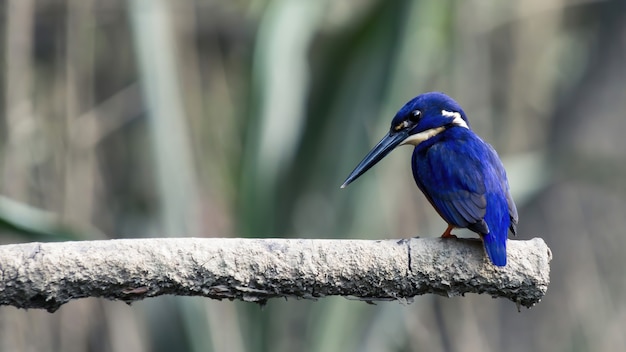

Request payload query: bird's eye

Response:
[393,110,421,131]
[409,110,421,122]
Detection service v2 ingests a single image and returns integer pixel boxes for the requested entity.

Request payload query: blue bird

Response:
[341,92,518,266]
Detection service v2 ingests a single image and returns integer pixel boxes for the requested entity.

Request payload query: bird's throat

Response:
[400,127,446,146]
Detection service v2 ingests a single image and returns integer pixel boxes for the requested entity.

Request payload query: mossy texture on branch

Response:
[0,237,551,312]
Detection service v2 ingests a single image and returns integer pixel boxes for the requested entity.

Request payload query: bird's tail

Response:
[482,232,507,266]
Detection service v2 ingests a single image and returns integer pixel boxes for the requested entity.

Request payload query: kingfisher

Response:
[341,92,518,266]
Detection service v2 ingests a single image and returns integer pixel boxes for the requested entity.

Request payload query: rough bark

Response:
[0,237,551,312]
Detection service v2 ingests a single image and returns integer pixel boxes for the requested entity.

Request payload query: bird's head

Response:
[341,92,470,188]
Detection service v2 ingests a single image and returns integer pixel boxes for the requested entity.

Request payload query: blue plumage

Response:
[342,92,518,266]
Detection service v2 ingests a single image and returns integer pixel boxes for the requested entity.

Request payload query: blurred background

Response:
[1,0,625,351]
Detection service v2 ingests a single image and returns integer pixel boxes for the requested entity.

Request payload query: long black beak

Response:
[341,130,408,188]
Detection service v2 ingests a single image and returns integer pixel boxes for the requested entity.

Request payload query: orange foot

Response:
[441,224,457,239]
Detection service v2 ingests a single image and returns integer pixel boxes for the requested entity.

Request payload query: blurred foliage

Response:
[1,0,626,351]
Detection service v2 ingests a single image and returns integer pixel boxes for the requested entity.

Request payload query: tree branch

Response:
[0,237,551,312]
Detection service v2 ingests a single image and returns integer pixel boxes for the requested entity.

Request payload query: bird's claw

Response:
[441,225,457,238]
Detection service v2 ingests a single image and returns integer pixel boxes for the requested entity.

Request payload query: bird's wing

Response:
[494,152,518,235]
[412,143,490,234]
[435,189,490,234]
[505,187,518,235]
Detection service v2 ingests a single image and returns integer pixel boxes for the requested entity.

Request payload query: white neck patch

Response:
[442,110,468,129]
[400,126,445,146]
